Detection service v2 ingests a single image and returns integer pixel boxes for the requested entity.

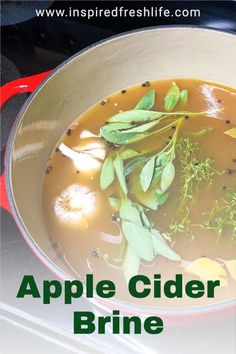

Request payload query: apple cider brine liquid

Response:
[42,79,236,308]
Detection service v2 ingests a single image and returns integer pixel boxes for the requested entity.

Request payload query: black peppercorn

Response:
[142,81,150,87]
[111,214,118,221]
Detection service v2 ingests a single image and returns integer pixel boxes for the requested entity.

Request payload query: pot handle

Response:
[0,70,51,107]
[0,173,11,214]
[0,70,51,214]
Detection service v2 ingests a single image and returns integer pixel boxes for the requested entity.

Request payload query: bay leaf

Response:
[164,82,180,111]
[100,157,115,190]
[134,89,156,110]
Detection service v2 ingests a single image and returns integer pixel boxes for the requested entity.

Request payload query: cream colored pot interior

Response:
[9,27,236,275]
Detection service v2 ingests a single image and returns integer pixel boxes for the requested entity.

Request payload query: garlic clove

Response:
[54,184,98,229]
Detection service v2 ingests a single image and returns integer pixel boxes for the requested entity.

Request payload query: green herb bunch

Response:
[169,138,222,239]
[99,82,218,282]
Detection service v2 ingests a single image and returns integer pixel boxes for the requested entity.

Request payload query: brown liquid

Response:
[42,79,236,308]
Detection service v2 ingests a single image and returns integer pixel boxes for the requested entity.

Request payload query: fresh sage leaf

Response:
[120,148,148,161]
[101,125,144,145]
[139,197,159,211]
[132,187,159,210]
[130,173,160,211]
[101,122,132,132]
[120,120,158,134]
[151,229,181,261]
[100,122,132,139]
[153,166,163,181]
[164,82,180,111]
[120,149,140,160]
[120,199,143,225]
[140,211,153,229]
[140,156,156,192]
[155,190,169,205]
[134,90,156,110]
[100,157,115,190]
[123,245,141,284]
[108,196,121,211]
[109,110,162,123]
[160,162,175,192]
[122,220,154,261]
[124,156,146,176]
[103,121,157,135]
[100,118,159,145]
[113,154,128,195]
[156,152,168,167]
[180,89,188,104]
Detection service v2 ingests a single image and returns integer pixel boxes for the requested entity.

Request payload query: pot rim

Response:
[5,25,236,317]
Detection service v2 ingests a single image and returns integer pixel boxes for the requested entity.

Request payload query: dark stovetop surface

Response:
[2,0,236,149]
[1,1,236,353]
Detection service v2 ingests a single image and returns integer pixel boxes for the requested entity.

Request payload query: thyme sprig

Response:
[169,138,223,239]
[204,189,236,241]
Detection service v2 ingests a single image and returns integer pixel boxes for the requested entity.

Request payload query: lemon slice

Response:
[185,257,228,286]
